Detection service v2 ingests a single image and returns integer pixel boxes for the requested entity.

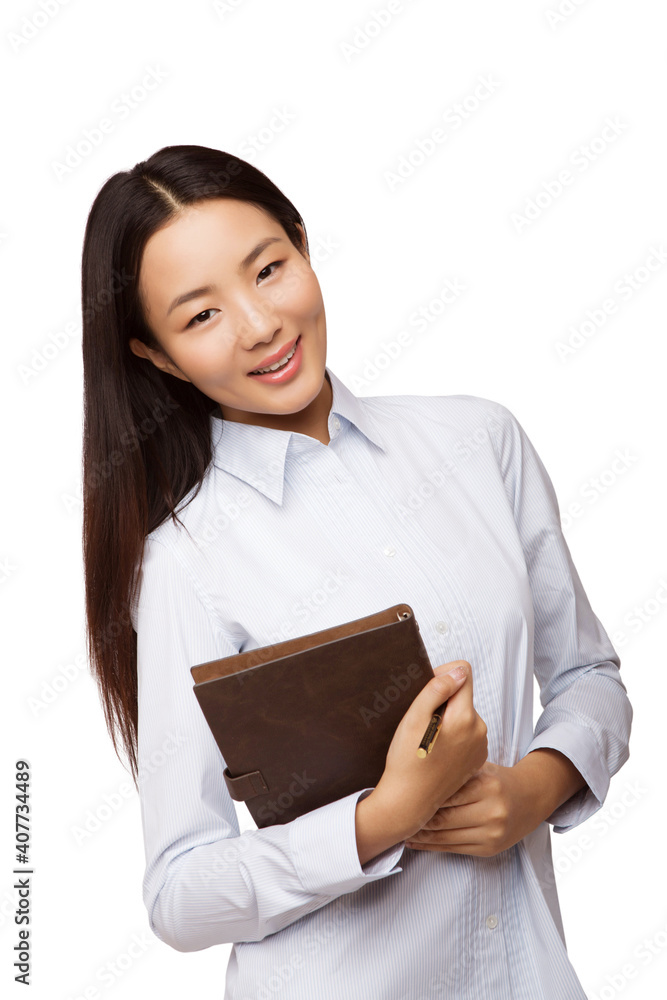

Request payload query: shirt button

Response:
[436,621,449,634]
[333,416,340,430]
[383,546,396,557]
[486,915,498,930]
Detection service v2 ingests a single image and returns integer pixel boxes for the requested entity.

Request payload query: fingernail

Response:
[447,664,467,681]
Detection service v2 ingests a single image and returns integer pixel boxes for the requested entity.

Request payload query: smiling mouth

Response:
[249,337,299,375]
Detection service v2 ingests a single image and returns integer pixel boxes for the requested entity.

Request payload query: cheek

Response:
[171,337,230,383]
[281,268,323,320]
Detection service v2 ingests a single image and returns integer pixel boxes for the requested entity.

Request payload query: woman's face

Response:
[130,198,328,427]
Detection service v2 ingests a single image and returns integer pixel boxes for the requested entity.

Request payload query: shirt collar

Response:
[209,366,387,505]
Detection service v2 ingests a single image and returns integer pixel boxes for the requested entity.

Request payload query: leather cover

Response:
[190,603,435,828]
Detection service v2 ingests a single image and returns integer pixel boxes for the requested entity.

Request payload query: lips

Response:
[248,336,299,375]
[247,334,303,383]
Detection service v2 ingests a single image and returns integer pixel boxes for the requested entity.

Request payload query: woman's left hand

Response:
[404,759,548,857]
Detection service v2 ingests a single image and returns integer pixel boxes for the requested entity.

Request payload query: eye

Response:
[186,308,218,329]
[258,260,284,282]
[185,262,284,328]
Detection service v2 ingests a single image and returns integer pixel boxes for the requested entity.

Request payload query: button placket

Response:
[331,462,467,659]
[358,464,496,739]
[469,855,512,997]
[321,452,469,681]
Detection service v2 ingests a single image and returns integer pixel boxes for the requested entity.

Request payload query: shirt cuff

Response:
[289,788,405,895]
[524,721,610,833]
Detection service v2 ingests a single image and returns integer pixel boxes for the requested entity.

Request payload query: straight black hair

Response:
[81,145,309,781]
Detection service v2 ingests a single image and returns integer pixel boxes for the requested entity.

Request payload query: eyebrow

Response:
[166,236,285,317]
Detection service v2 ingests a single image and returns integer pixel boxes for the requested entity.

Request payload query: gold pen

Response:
[416,700,447,757]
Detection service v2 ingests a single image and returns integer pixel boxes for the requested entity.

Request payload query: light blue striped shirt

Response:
[132,366,632,999]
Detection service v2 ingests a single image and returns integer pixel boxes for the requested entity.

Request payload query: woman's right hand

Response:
[356,661,488,858]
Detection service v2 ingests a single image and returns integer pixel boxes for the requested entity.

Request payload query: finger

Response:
[433,659,473,699]
[411,662,469,728]
[420,802,485,832]
[439,775,485,808]
[407,841,487,855]
[407,825,484,847]
[436,660,475,725]
[415,826,482,845]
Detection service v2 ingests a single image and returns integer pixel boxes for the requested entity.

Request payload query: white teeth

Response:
[250,340,297,374]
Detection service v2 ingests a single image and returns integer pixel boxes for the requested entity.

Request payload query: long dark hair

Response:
[81,145,309,783]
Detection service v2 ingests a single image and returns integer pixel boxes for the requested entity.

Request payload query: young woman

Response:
[81,144,632,999]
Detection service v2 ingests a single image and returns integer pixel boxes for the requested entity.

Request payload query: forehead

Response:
[139,199,281,303]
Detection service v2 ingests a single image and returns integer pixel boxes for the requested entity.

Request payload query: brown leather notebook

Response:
[190,603,435,828]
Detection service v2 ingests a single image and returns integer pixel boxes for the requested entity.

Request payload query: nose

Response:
[234,292,282,350]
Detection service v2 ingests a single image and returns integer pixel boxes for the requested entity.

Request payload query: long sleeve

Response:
[118,372,610,996]
[132,536,405,953]
[485,402,633,833]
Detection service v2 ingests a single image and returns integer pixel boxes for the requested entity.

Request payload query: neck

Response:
[220,369,333,445]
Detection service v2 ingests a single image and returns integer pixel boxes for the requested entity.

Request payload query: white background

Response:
[2,1,665,998]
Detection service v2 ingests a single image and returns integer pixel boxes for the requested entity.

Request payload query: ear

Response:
[128,337,192,383]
